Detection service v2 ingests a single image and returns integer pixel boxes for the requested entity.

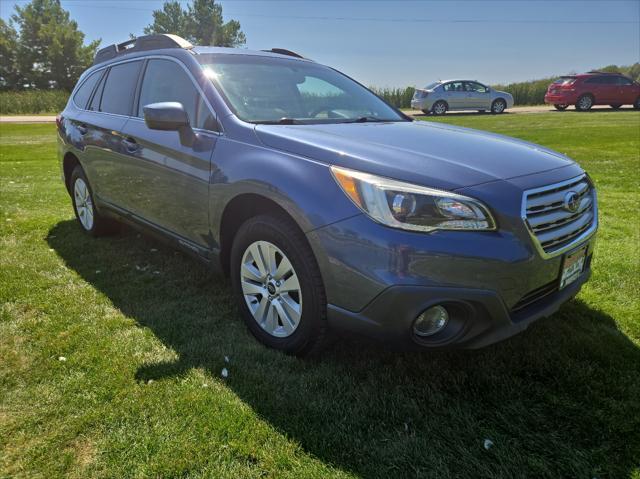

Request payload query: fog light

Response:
[413,305,449,337]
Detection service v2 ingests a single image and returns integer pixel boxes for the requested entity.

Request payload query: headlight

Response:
[331,166,495,232]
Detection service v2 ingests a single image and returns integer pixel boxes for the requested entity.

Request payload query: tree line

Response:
[0,0,245,91]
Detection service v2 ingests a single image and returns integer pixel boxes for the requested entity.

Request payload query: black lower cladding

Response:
[327,267,592,350]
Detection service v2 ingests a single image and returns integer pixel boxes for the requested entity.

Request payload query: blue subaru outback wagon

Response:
[57,34,598,355]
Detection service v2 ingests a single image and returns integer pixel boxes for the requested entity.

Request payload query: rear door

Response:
[119,57,219,247]
[79,60,144,207]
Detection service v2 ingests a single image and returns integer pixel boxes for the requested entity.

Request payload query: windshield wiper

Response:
[348,116,389,123]
[254,118,300,125]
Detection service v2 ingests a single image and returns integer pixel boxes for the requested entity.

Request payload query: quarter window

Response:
[138,59,217,131]
[73,70,103,109]
[100,61,142,116]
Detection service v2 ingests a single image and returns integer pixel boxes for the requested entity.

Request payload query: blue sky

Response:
[1,0,639,87]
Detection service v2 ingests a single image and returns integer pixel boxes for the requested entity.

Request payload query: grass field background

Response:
[1,111,639,478]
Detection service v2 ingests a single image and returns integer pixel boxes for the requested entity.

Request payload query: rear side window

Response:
[100,61,142,116]
[73,71,103,109]
[137,59,216,131]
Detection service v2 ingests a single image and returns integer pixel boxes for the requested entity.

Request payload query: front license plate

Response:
[560,246,587,289]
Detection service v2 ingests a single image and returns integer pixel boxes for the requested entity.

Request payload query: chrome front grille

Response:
[523,175,597,257]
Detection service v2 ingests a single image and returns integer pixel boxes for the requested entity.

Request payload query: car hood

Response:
[255,120,575,190]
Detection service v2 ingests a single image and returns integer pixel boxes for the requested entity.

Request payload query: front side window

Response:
[197,55,405,124]
[138,59,217,130]
[616,76,633,85]
[466,82,488,93]
[73,70,104,109]
[100,61,142,116]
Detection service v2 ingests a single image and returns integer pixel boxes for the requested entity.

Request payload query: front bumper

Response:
[327,260,592,349]
[544,93,575,104]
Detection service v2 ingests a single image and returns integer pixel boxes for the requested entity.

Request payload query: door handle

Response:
[77,123,88,135]
[122,137,138,153]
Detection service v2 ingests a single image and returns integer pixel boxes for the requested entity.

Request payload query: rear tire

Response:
[554,104,569,111]
[491,99,507,114]
[230,214,328,356]
[576,94,593,111]
[610,104,622,109]
[70,165,117,237]
[431,101,447,116]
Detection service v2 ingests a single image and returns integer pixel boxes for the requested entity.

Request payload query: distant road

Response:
[1,105,637,124]
[1,115,57,123]
[402,104,636,116]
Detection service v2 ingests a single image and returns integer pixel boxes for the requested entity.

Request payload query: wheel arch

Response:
[218,192,317,277]
[62,152,81,193]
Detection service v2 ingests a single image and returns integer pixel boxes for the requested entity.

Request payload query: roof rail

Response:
[262,48,308,60]
[93,34,193,65]
[587,70,621,75]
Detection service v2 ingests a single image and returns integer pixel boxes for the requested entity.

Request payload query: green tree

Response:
[144,0,246,47]
[11,0,99,90]
[0,19,21,89]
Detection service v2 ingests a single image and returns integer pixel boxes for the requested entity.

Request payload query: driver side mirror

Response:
[143,102,195,147]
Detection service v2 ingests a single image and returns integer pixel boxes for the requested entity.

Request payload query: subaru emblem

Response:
[563,191,580,213]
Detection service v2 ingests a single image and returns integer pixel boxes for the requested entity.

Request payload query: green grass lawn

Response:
[1,112,639,478]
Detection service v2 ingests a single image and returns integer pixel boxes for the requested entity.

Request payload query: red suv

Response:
[544,71,640,111]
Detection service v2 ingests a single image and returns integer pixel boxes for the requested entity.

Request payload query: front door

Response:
[118,58,220,248]
[464,81,492,109]
[442,81,467,109]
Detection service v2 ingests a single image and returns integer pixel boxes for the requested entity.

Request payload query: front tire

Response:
[576,95,594,111]
[230,214,327,356]
[421,109,431,115]
[634,97,640,110]
[554,104,569,111]
[70,165,116,236]
[491,99,507,114]
[431,101,447,116]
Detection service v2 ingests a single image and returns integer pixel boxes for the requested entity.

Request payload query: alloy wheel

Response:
[240,240,302,338]
[578,96,593,110]
[493,100,506,113]
[74,178,94,231]
[433,102,447,115]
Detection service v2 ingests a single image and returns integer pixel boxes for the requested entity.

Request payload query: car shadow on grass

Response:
[48,220,640,479]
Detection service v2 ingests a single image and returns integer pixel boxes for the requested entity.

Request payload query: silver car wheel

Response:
[240,240,302,338]
[493,100,506,113]
[433,102,447,115]
[73,178,94,231]
[578,96,593,110]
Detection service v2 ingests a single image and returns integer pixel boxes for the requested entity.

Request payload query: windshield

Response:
[553,77,576,85]
[197,54,406,124]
